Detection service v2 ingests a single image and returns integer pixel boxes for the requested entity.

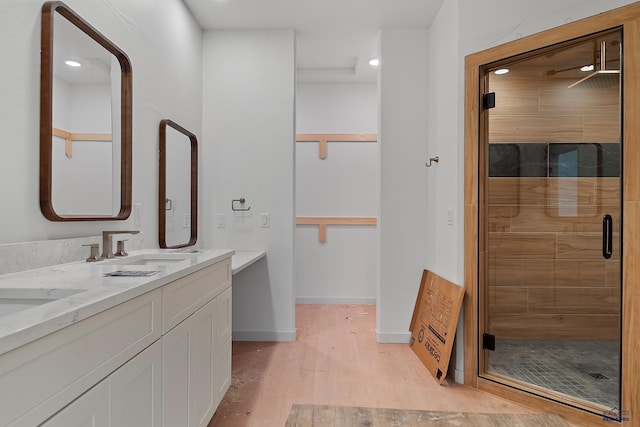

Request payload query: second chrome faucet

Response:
[101,230,140,259]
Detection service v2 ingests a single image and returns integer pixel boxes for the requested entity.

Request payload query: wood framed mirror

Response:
[40,1,132,221]
[159,119,198,249]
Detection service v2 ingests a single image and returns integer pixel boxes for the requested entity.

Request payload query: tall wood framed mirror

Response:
[159,119,197,249]
[40,1,132,221]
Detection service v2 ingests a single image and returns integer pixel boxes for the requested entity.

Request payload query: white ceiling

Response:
[182,0,444,83]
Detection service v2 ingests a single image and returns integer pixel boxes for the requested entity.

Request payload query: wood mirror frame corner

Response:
[159,119,198,249]
[40,1,132,221]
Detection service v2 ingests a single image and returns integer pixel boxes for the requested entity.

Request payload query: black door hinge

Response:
[483,92,496,109]
[482,333,496,351]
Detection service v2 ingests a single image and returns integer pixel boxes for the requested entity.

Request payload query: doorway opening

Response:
[293,37,380,310]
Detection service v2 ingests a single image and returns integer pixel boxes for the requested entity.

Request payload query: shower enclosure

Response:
[479,29,622,415]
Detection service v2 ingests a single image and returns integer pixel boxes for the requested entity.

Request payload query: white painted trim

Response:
[295,297,376,305]
[454,368,464,384]
[232,331,296,342]
[375,330,411,343]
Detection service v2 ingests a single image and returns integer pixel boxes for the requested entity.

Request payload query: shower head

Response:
[567,69,619,89]
[568,40,619,89]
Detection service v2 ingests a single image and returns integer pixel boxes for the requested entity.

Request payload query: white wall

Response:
[202,30,296,341]
[0,0,202,247]
[377,29,430,343]
[295,83,378,304]
[427,0,464,383]
[459,0,639,56]
[296,84,377,132]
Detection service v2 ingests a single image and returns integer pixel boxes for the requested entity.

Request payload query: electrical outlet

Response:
[183,213,191,228]
[260,213,270,228]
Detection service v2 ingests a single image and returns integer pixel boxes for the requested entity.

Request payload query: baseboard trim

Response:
[295,297,376,305]
[232,330,296,342]
[375,330,411,343]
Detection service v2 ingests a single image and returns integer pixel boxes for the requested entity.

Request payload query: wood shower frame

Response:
[464,3,640,426]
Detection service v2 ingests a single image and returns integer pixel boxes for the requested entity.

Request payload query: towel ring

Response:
[232,197,251,212]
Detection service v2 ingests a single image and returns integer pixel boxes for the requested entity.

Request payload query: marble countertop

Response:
[0,248,234,356]
[231,250,266,275]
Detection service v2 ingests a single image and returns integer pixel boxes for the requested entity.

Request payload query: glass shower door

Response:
[480,29,622,413]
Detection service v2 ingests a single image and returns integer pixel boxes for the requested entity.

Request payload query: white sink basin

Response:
[104,252,199,266]
[0,288,86,318]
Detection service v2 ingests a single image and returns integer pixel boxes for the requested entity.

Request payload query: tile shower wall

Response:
[487,71,621,341]
[487,169,620,340]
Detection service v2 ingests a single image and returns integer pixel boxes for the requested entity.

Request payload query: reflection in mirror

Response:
[40,1,132,221]
[159,120,197,248]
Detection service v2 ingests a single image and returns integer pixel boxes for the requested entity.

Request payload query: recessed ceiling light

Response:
[580,64,594,72]
[494,68,509,75]
[65,60,81,67]
[368,58,380,67]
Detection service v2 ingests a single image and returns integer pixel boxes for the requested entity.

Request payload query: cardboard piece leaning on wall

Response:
[409,270,465,384]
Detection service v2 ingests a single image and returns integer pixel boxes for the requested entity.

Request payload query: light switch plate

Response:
[216,213,225,228]
[447,208,455,226]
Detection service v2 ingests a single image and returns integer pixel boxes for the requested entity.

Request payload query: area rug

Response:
[285,404,569,426]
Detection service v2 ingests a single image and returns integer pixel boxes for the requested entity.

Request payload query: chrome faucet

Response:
[101,230,140,259]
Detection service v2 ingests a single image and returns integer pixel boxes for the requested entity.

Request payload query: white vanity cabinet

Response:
[213,286,232,407]
[0,288,162,427]
[162,259,232,427]
[0,254,232,427]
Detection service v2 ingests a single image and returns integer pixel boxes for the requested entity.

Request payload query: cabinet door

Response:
[162,321,190,427]
[191,298,217,427]
[214,287,232,406]
[163,297,216,427]
[42,341,162,427]
[109,340,162,427]
[41,381,109,427]
[214,287,232,351]
[214,336,232,408]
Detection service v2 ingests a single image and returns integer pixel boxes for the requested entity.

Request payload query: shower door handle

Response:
[602,214,613,259]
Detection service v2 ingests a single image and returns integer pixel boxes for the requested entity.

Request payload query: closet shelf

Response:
[296,133,377,159]
[296,216,377,242]
[52,127,112,158]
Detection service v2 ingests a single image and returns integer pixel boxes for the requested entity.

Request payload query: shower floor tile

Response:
[488,340,619,409]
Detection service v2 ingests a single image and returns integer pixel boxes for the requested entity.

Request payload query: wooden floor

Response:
[286,405,569,426]
[207,304,557,427]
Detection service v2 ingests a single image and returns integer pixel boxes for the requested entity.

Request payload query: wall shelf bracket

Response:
[296,216,377,242]
[296,133,377,159]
